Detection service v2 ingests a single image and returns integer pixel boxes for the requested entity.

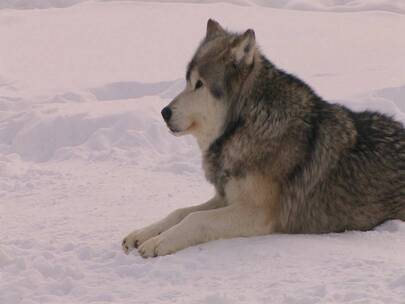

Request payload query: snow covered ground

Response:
[1,0,405,303]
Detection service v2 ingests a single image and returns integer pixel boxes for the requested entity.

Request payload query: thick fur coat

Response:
[122,20,405,257]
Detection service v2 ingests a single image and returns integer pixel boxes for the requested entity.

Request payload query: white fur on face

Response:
[166,70,227,151]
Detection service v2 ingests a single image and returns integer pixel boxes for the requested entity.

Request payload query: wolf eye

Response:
[195,80,203,90]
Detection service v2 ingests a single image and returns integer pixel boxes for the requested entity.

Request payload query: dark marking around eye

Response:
[244,45,250,53]
[211,86,223,99]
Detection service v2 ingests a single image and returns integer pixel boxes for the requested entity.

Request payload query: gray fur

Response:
[191,21,405,233]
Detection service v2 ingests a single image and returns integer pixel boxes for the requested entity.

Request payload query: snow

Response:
[0,0,404,303]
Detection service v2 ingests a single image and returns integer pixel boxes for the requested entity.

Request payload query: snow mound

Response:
[251,0,405,14]
[345,84,405,123]
[373,84,405,112]
[374,220,405,233]
[0,96,198,165]
[1,0,405,14]
[0,0,82,9]
[90,79,184,101]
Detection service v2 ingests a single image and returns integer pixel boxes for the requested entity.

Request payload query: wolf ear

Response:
[231,29,256,66]
[206,19,225,40]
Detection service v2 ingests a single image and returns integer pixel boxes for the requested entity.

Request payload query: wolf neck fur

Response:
[194,119,225,152]
[196,50,264,154]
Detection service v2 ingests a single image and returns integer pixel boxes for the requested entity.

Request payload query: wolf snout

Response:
[161,107,172,122]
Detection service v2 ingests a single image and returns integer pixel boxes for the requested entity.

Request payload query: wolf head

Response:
[161,19,258,151]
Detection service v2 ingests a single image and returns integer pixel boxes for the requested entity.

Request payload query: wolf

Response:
[122,19,405,258]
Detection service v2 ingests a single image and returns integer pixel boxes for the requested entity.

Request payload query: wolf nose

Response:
[161,107,172,122]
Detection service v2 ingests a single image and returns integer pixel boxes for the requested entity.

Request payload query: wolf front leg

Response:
[122,195,224,254]
[138,203,274,258]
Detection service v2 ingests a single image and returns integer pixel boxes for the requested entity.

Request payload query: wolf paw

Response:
[122,228,158,254]
[138,235,173,258]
